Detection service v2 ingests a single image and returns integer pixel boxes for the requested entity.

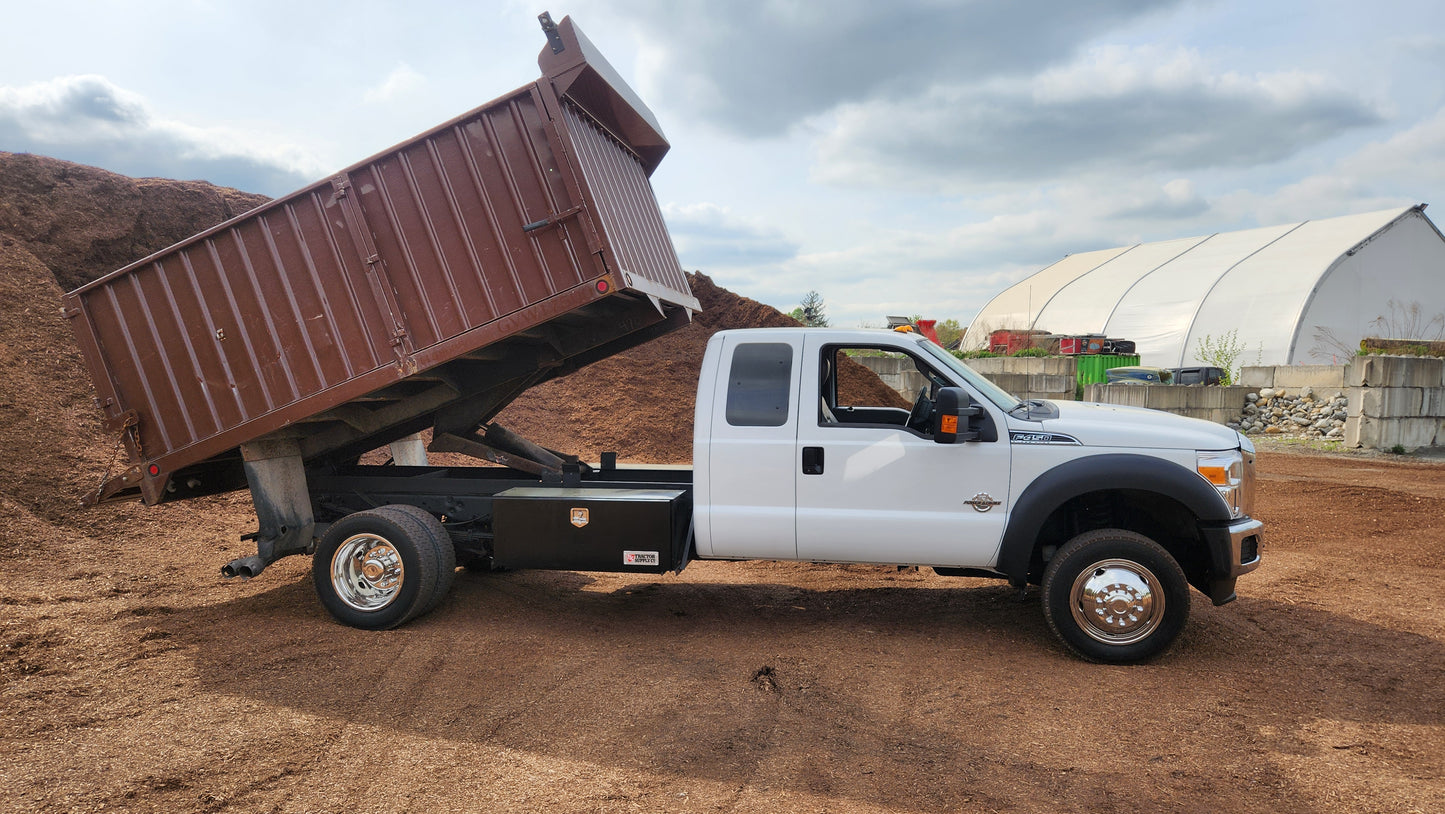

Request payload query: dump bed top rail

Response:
[64,14,697,505]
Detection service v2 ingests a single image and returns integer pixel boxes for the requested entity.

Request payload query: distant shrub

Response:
[1194,330,1247,385]
[952,349,999,359]
[1359,343,1443,358]
[1010,347,1049,357]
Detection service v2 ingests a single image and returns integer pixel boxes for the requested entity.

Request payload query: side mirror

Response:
[932,387,982,444]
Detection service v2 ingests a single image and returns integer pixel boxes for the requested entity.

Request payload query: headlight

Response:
[1197,449,1245,519]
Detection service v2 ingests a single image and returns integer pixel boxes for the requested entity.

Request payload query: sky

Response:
[3,0,1443,328]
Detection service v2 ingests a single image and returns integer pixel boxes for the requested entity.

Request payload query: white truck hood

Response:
[1012,400,1244,451]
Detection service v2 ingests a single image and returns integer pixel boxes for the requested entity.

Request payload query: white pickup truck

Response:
[302,326,1262,664]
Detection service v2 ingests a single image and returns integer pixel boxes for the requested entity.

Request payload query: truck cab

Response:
[693,328,1262,662]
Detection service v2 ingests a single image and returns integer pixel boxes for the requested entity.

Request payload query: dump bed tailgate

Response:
[63,15,697,505]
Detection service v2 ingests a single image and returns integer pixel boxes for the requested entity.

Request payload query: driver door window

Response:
[821,346,941,435]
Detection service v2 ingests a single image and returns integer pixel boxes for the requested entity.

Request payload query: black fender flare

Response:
[996,453,1230,585]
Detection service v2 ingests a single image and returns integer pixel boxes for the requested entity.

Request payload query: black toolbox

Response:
[491,487,691,573]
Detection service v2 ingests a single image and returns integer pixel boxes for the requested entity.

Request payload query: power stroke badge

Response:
[965,492,1002,512]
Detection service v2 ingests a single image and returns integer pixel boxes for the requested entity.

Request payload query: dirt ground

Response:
[0,442,1441,814]
[3,155,1442,813]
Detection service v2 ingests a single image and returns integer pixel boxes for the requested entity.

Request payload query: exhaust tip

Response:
[221,555,268,580]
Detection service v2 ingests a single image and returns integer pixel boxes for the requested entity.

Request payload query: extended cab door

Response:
[794,336,1011,567]
[695,332,803,560]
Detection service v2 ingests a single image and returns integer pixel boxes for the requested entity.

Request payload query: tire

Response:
[374,504,456,614]
[312,508,443,630]
[1041,529,1190,663]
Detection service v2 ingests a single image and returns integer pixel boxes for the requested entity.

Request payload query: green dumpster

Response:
[1076,354,1142,386]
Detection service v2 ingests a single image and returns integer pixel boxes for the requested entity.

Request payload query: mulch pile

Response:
[0,153,268,529]
[494,272,907,463]
[0,152,268,292]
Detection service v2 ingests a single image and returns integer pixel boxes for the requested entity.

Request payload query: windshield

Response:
[915,340,1024,411]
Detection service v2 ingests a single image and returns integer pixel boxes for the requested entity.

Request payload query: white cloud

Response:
[586,0,1189,136]
[1219,109,1445,224]
[1342,108,1445,187]
[713,171,1255,328]
[0,75,319,195]
[0,75,149,143]
[663,201,800,269]
[363,63,426,104]
[812,46,1380,193]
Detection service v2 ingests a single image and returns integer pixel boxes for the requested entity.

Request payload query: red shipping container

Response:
[989,329,1045,354]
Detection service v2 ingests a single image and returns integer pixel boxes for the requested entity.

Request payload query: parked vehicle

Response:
[1106,366,1174,385]
[63,15,1261,663]
[1169,366,1226,386]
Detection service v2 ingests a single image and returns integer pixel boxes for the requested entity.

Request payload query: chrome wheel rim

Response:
[1069,558,1164,646]
[331,534,404,612]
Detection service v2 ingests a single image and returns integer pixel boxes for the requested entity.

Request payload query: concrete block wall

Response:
[1239,364,1347,390]
[857,355,1079,401]
[1349,354,1445,388]
[1343,355,1445,451]
[1082,384,1254,425]
[852,356,930,399]
[961,356,1077,401]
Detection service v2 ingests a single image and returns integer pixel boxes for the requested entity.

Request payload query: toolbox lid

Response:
[497,487,687,502]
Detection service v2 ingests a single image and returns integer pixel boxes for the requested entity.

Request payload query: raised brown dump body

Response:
[63,15,697,506]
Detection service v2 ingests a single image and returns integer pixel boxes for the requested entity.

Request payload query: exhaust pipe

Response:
[221,555,270,580]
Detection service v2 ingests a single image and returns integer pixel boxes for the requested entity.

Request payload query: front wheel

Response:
[1041,529,1190,663]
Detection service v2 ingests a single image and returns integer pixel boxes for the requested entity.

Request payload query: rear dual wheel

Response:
[312,505,456,630]
[1041,529,1190,663]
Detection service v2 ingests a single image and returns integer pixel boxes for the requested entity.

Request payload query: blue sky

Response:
[3,0,1442,327]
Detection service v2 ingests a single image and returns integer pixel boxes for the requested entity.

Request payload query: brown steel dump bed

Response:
[64,15,698,506]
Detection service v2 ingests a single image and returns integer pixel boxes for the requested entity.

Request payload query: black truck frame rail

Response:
[303,456,695,575]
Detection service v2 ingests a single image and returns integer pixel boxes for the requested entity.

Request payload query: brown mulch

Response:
[494,271,907,463]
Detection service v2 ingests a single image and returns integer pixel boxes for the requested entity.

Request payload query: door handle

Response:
[802,446,824,475]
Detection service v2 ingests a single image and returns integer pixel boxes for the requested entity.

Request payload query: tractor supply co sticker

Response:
[624,551,660,566]
[1009,431,1081,445]
[570,508,589,528]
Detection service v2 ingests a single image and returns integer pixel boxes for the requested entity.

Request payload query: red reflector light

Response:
[596,279,610,294]
[147,464,160,476]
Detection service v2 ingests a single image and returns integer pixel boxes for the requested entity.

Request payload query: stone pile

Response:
[1237,386,1348,438]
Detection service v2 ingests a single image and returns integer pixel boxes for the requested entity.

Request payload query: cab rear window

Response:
[726,343,792,427]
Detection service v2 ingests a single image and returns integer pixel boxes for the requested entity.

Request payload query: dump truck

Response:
[65,14,1261,663]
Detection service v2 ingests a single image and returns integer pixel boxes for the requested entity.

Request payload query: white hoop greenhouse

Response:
[963,205,1445,366]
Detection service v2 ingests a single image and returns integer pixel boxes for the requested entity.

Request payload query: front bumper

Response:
[1201,516,1264,606]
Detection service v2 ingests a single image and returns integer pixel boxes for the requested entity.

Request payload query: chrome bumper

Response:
[1227,517,1263,578]
[1202,516,1263,606]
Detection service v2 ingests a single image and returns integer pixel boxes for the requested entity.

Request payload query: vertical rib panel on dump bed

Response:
[562,102,689,297]
[63,15,697,505]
